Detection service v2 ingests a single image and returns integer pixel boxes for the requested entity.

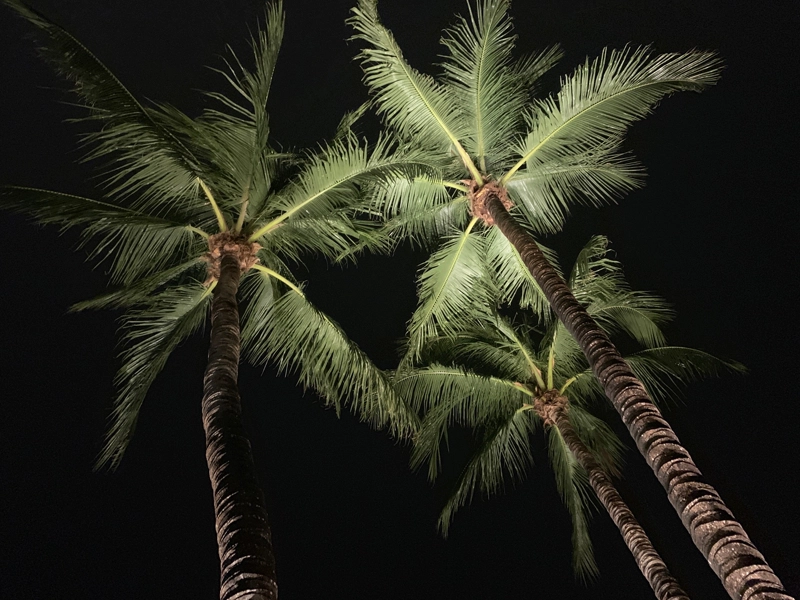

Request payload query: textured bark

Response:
[486,194,791,600]
[535,391,689,600]
[203,252,278,600]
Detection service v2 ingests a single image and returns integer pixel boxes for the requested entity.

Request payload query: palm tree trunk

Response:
[203,251,278,600]
[485,194,791,600]
[536,391,689,600]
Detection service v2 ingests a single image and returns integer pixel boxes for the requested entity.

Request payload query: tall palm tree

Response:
[1,2,418,598]
[348,1,791,597]
[398,236,743,600]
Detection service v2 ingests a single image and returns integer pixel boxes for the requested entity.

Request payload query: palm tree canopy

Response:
[1,0,425,469]
[349,0,722,365]
[394,236,743,577]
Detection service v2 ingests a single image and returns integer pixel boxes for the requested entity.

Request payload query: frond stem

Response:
[252,264,305,297]
[198,178,228,232]
[443,180,470,193]
[186,225,209,239]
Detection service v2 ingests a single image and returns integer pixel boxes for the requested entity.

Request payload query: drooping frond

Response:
[401,221,497,364]
[505,142,644,234]
[485,225,556,316]
[546,425,598,579]
[382,193,471,249]
[334,101,370,140]
[625,346,745,405]
[71,258,205,312]
[0,186,201,285]
[349,0,479,180]
[97,283,213,469]
[567,405,625,477]
[3,1,202,209]
[242,287,417,437]
[437,406,537,537]
[504,46,722,183]
[587,294,671,349]
[397,365,528,480]
[440,0,523,171]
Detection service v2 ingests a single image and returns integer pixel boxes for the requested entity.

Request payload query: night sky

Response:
[1,1,798,598]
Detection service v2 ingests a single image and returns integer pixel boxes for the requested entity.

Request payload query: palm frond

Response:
[510,44,564,93]
[486,225,557,316]
[440,0,524,171]
[97,283,212,469]
[546,425,598,579]
[349,0,478,179]
[71,258,205,312]
[401,222,497,364]
[504,46,722,183]
[242,287,417,437]
[506,142,644,234]
[625,346,745,405]
[250,136,431,241]
[4,1,203,210]
[334,101,371,140]
[437,406,537,537]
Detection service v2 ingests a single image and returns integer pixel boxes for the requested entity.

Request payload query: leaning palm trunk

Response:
[203,251,278,600]
[535,391,689,600]
[485,194,790,600]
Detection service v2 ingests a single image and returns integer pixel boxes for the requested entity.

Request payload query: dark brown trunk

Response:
[537,392,689,600]
[203,251,278,600]
[486,194,790,600]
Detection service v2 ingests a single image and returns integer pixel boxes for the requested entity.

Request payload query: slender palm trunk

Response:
[485,194,791,600]
[536,391,689,600]
[203,251,278,600]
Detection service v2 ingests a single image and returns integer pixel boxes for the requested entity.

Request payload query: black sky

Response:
[0,1,798,598]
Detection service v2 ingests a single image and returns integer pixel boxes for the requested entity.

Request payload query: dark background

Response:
[1,0,797,598]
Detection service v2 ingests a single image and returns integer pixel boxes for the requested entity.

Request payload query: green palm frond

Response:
[626,346,745,405]
[3,1,203,210]
[546,425,598,579]
[510,44,564,94]
[402,221,497,364]
[71,258,205,312]
[349,0,479,180]
[440,0,523,171]
[97,283,213,469]
[567,405,625,476]
[334,102,371,140]
[250,136,430,241]
[504,46,722,183]
[485,225,557,315]
[382,193,471,249]
[395,365,528,479]
[506,142,644,234]
[437,406,537,537]
[242,288,417,437]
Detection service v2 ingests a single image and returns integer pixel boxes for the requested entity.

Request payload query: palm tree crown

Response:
[1,0,423,469]
[396,236,743,579]
[349,0,721,364]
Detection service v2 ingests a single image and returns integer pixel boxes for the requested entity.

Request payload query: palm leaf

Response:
[97,283,213,469]
[504,46,722,183]
[401,222,497,364]
[546,425,598,579]
[440,0,523,171]
[437,406,537,537]
[241,286,417,437]
[349,0,479,179]
[4,0,203,210]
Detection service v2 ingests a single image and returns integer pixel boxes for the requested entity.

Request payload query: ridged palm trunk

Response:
[203,251,278,600]
[534,391,689,600]
[484,193,791,600]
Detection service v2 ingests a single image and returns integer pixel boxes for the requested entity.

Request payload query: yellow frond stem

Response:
[198,178,228,232]
[252,264,305,297]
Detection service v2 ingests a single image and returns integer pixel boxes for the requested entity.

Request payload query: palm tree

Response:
[348,1,791,597]
[1,2,418,598]
[398,236,743,600]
